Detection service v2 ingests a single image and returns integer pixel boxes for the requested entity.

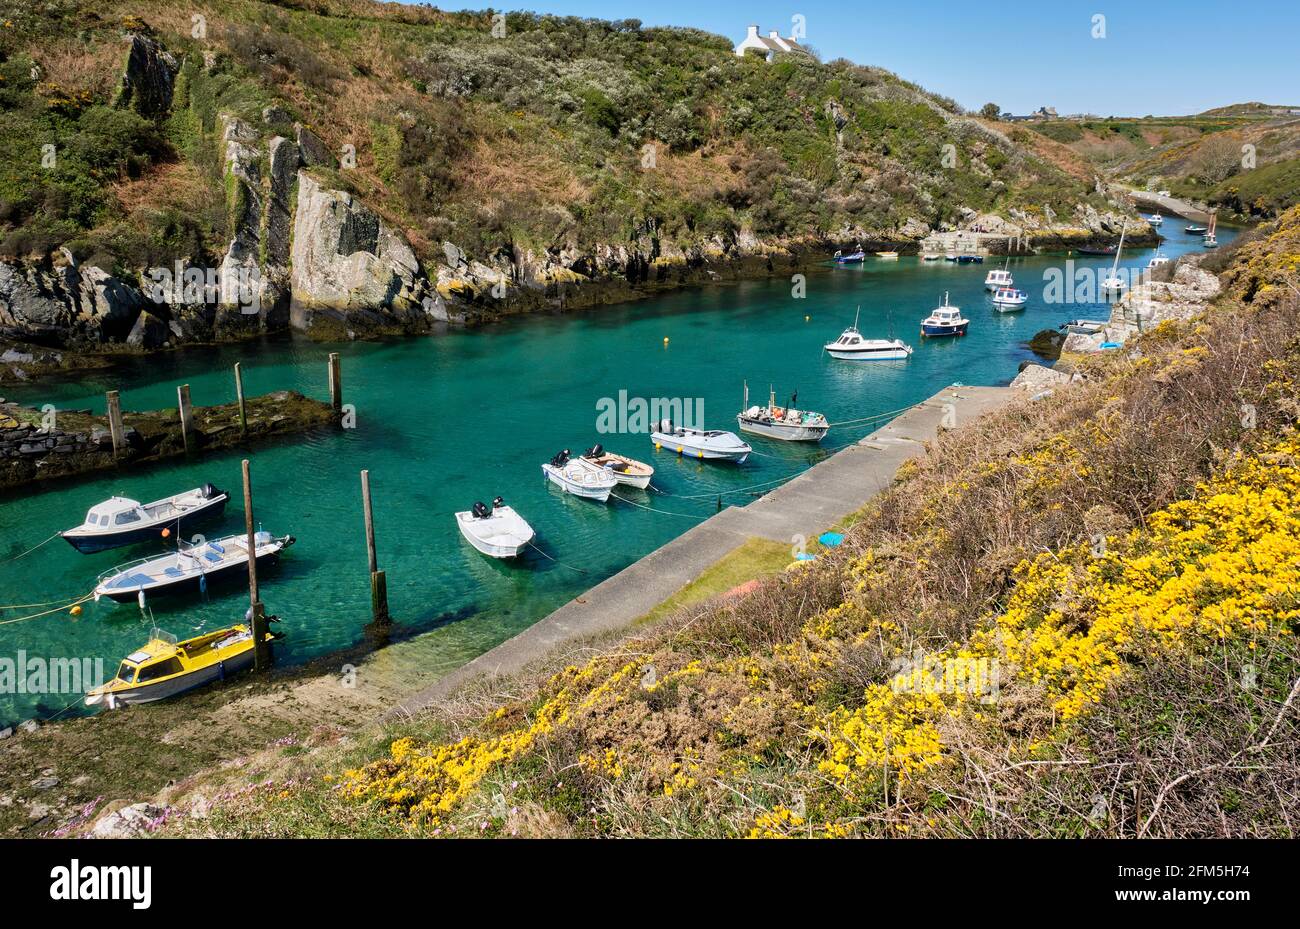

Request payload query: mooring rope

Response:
[611,491,708,520]
[0,532,60,564]
[0,591,95,626]
[525,540,589,574]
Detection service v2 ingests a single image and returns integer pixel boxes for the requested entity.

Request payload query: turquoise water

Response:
[0,225,1233,724]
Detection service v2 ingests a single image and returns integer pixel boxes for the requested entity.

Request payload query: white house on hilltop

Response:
[735,25,809,60]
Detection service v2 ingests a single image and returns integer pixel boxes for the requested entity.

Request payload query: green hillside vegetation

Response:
[0,0,1106,280]
[1021,108,1300,221]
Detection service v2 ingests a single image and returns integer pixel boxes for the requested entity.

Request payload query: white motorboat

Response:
[920,293,970,338]
[984,264,1014,291]
[824,307,913,360]
[581,445,654,490]
[737,383,829,443]
[1147,251,1171,270]
[1100,223,1128,294]
[61,483,228,553]
[991,287,1028,310]
[875,250,899,260]
[541,450,618,501]
[94,531,294,604]
[456,497,535,558]
[1148,211,1163,226]
[651,421,751,463]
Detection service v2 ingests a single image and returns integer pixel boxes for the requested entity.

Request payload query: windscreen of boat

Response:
[135,657,184,683]
[115,662,137,683]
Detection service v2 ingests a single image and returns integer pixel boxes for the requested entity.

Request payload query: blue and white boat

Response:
[94,531,294,604]
[955,254,984,264]
[833,248,866,264]
[991,287,1028,311]
[61,484,228,554]
[920,293,970,338]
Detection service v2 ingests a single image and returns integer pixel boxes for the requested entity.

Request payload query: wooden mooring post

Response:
[233,362,248,434]
[105,390,125,456]
[177,384,194,454]
[361,469,390,625]
[328,352,342,413]
[242,458,271,671]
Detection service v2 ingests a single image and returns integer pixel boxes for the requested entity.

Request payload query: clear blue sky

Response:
[490,0,1300,116]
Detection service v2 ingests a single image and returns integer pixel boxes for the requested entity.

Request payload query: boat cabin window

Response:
[135,657,184,683]
[99,514,111,526]
[85,509,99,526]
[114,510,142,526]
[116,661,137,684]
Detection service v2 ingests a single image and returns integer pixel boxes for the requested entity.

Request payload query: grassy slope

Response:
[160,208,1300,839]
[0,0,1103,278]
[1023,111,1300,222]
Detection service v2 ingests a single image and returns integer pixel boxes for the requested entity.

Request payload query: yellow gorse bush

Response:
[346,431,1300,835]
[811,432,1300,803]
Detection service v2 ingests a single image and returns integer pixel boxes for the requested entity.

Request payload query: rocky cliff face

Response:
[0,26,1161,364]
[289,173,428,338]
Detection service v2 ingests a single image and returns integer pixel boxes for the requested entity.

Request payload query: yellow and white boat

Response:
[86,624,276,708]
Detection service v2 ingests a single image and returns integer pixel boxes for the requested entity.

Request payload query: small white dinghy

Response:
[581,445,654,490]
[94,531,294,604]
[651,420,752,463]
[541,450,618,501]
[456,496,535,559]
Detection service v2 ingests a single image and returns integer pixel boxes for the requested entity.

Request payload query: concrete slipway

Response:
[392,384,1016,717]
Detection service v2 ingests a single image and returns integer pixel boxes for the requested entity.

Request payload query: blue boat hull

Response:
[921,323,969,338]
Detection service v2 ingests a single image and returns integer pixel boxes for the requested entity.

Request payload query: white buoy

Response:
[137,589,146,610]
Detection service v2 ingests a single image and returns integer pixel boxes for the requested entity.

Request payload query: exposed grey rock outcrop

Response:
[1011,363,1075,392]
[115,34,178,119]
[289,172,426,335]
[0,258,143,346]
[296,124,336,169]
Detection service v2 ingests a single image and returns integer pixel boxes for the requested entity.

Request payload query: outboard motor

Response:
[492,496,505,509]
[550,449,571,468]
[202,482,218,499]
[472,501,491,519]
[586,444,604,459]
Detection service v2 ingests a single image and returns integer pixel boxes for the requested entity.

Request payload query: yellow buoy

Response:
[663,336,670,345]
[70,605,82,616]
[654,442,662,450]
[805,315,810,322]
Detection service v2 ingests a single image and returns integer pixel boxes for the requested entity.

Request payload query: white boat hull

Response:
[541,461,616,501]
[737,417,829,442]
[825,345,911,360]
[582,453,653,490]
[651,431,751,463]
[456,506,535,558]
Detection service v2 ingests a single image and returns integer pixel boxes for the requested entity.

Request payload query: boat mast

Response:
[1111,222,1126,276]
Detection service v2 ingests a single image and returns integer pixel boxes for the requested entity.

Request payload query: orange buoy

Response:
[161,527,171,538]
[70,605,82,616]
